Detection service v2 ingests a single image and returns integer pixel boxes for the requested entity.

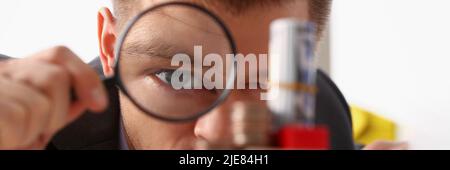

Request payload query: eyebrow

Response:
[119,8,230,61]
[121,38,185,60]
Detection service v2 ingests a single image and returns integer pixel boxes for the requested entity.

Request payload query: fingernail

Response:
[92,87,108,111]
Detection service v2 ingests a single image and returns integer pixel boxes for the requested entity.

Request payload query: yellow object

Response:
[350,106,397,145]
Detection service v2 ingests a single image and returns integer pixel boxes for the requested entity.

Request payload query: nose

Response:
[194,89,270,148]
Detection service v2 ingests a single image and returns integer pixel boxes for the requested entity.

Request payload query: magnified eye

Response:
[154,69,198,89]
[154,69,216,93]
[155,70,175,85]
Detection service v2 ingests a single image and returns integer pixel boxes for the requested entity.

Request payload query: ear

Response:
[98,7,116,77]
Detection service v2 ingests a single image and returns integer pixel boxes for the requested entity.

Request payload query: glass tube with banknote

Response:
[268,19,329,149]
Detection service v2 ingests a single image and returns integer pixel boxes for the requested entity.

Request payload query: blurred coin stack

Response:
[231,102,271,149]
[194,102,272,150]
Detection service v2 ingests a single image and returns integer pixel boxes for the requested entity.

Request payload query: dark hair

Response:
[112,0,331,34]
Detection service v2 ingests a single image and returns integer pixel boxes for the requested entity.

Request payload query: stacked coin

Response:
[193,102,272,150]
[231,102,271,148]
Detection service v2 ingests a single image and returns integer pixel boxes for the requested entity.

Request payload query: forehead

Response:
[120,2,231,56]
[118,0,309,55]
[125,2,226,37]
[122,0,307,14]
[117,0,220,28]
[119,0,309,21]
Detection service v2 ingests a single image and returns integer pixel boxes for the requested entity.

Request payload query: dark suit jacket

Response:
[0,54,355,150]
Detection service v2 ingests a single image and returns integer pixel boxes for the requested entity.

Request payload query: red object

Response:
[277,124,329,150]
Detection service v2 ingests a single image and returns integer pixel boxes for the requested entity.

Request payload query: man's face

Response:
[101,0,309,149]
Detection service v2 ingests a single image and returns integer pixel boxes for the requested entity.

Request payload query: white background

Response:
[331,0,450,149]
[1,0,450,149]
[0,0,111,62]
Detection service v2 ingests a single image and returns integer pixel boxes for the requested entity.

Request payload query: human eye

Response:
[154,69,175,85]
[153,69,200,90]
[152,69,218,94]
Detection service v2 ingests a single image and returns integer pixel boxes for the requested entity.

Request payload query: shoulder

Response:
[315,70,354,149]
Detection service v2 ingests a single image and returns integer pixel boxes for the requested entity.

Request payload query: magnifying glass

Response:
[101,2,237,122]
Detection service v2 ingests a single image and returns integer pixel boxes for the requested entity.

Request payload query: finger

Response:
[31,46,108,112]
[0,59,14,76]
[37,64,71,137]
[0,81,28,149]
[0,100,27,149]
[0,77,51,147]
[7,60,73,137]
[67,101,87,123]
[0,61,7,70]
[17,135,49,150]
